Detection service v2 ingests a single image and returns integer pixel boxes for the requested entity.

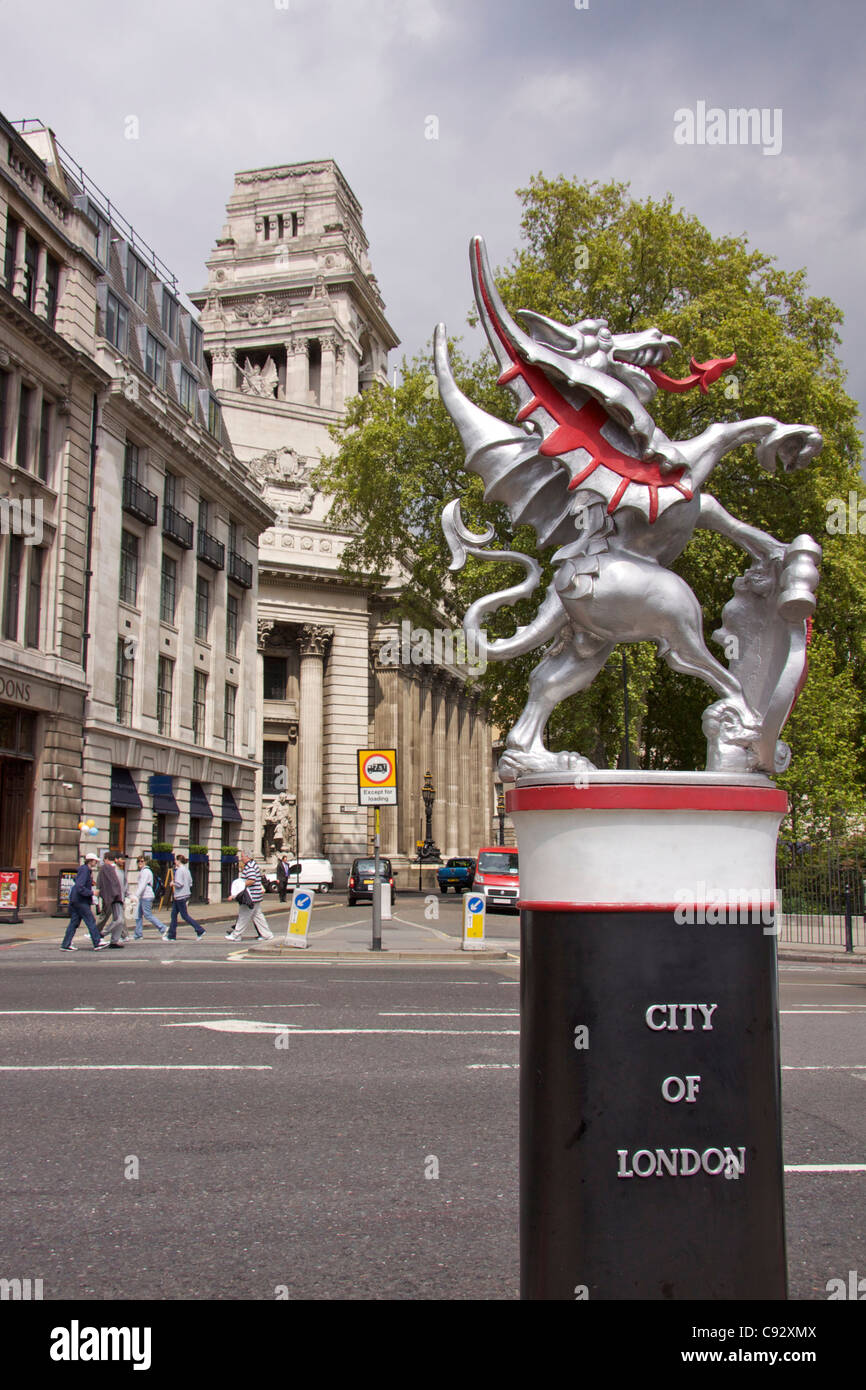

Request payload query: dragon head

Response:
[470,236,735,454]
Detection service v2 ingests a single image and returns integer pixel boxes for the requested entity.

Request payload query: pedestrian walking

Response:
[61,853,109,951]
[96,852,126,948]
[276,853,291,903]
[225,849,273,941]
[134,855,167,940]
[166,854,206,939]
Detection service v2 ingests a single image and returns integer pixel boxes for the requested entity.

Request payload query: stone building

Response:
[193,161,496,875]
[0,115,108,909]
[3,117,273,907]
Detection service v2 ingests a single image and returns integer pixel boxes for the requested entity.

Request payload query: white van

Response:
[264,858,333,894]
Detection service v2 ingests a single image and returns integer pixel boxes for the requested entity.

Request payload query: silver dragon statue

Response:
[437,238,822,782]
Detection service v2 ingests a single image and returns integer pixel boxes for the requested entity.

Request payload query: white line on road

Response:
[785,1164,866,1173]
[164,1022,519,1035]
[379,1011,519,1017]
[783,1065,866,1070]
[467,1063,520,1070]
[0,1065,273,1071]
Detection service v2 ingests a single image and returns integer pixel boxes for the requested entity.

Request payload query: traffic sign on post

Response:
[284,887,315,949]
[357,749,398,806]
[462,892,485,951]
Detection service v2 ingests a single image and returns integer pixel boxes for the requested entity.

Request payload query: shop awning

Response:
[148,774,179,816]
[110,767,142,809]
[221,788,243,823]
[189,782,214,819]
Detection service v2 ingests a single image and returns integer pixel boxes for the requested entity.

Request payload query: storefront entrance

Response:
[0,756,34,906]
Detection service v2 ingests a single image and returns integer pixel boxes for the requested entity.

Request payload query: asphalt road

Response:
[0,936,863,1302]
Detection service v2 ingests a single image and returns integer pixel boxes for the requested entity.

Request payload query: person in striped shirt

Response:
[226,849,274,941]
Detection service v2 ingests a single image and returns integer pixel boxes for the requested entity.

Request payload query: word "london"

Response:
[617,1147,746,1179]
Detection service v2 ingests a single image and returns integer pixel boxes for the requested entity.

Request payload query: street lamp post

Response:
[419,770,440,862]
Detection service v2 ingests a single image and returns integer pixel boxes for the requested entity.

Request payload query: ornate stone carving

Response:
[310,275,329,301]
[285,335,308,357]
[234,293,288,326]
[257,619,278,650]
[211,343,236,363]
[241,356,278,397]
[298,624,333,659]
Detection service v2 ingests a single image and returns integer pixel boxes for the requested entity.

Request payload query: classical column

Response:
[444,677,461,857]
[33,244,48,319]
[371,642,400,855]
[297,624,332,857]
[432,673,449,854]
[320,334,336,410]
[334,343,346,412]
[11,221,27,301]
[458,687,473,854]
[211,345,237,392]
[285,335,309,403]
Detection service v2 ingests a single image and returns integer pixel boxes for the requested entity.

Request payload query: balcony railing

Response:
[197,529,225,570]
[122,475,158,526]
[162,504,193,550]
[228,549,253,589]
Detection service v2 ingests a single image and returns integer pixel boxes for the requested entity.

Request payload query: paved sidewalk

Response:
[2,897,864,964]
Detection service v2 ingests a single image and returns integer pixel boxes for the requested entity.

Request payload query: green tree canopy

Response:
[316,176,866,828]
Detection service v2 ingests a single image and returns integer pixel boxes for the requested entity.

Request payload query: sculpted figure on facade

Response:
[437,238,822,782]
[241,356,279,397]
[263,789,295,857]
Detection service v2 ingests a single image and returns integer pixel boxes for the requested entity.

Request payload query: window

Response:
[4,216,19,290]
[124,440,140,480]
[189,321,203,368]
[224,684,236,752]
[119,529,139,606]
[161,289,178,342]
[145,333,166,389]
[3,535,22,640]
[262,215,270,241]
[228,521,238,554]
[207,396,220,437]
[195,574,210,641]
[87,204,110,266]
[263,656,287,701]
[105,291,128,352]
[23,233,38,311]
[157,656,173,736]
[198,498,209,532]
[126,251,148,308]
[45,256,59,328]
[164,471,177,509]
[38,399,52,481]
[291,211,298,237]
[0,370,10,458]
[226,592,238,656]
[193,670,207,743]
[115,638,134,725]
[179,368,196,416]
[16,386,33,470]
[263,741,288,795]
[25,547,43,648]
[277,214,284,239]
[160,553,177,625]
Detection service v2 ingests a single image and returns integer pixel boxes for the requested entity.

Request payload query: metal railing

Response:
[122,475,158,526]
[162,504,193,550]
[776,839,866,951]
[228,549,253,589]
[197,529,225,570]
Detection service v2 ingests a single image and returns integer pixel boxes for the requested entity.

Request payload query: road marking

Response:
[467,1063,519,1070]
[0,1065,273,1071]
[164,1021,519,1035]
[379,1011,519,1017]
[780,1009,860,1014]
[783,1065,866,1070]
[785,1164,866,1173]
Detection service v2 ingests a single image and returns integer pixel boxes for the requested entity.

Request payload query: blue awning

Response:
[148,774,179,816]
[110,767,142,809]
[221,788,242,823]
[189,782,214,819]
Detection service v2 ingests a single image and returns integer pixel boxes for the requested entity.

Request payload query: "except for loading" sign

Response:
[357,749,398,806]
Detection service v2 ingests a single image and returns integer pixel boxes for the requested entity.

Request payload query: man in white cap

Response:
[61,853,109,951]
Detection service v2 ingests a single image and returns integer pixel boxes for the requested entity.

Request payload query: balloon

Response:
[90,827,99,836]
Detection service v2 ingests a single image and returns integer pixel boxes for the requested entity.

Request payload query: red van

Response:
[473,846,519,911]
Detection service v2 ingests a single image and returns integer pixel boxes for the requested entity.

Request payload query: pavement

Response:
[2,893,864,964]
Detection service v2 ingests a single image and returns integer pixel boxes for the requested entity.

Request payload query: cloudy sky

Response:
[4,0,864,425]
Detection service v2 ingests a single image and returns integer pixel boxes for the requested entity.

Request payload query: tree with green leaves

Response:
[315,176,866,828]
